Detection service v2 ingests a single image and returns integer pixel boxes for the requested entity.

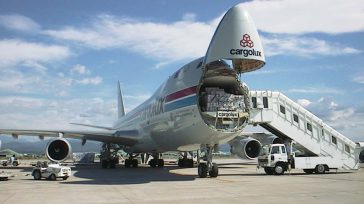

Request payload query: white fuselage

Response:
[113,58,245,153]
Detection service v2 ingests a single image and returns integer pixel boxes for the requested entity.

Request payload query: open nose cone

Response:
[205,4,265,74]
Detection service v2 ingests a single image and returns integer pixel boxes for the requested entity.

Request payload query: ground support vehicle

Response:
[32,162,71,181]
[258,143,344,175]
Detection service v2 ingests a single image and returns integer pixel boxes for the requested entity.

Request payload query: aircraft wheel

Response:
[110,160,116,168]
[315,164,326,174]
[198,163,208,178]
[33,170,41,180]
[149,159,157,168]
[125,159,131,168]
[101,160,108,168]
[132,159,138,168]
[208,163,218,177]
[157,159,164,167]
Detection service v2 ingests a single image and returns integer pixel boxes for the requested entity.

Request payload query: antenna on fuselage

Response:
[117,81,125,118]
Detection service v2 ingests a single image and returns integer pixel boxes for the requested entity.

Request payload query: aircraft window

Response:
[281,146,286,154]
[252,97,257,108]
[331,136,337,145]
[293,114,299,123]
[345,144,350,153]
[263,97,268,108]
[280,105,285,114]
[271,146,280,154]
[307,123,312,132]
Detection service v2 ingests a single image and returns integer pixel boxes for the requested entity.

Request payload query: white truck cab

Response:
[258,143,338,175]
[258,144,289,175]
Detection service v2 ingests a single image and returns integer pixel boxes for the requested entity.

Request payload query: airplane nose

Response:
[204,4,265,74]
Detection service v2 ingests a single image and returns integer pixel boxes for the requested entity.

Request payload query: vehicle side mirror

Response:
[271,155,274,161]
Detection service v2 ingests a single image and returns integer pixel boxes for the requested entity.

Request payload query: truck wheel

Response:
[274,164,284,175]
[13,161,19,166]
[62,176,68,180]
[49,174,57,181]
[264,167,274,175]
[315,164,326,174]
[33,170,41,180]
[2,163,7,167]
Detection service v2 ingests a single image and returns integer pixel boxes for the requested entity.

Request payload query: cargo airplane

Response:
[0,4,267,178]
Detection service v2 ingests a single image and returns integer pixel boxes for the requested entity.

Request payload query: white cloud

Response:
[70,64,90,75]
[0,14,40,32]
[0,39,71,68]
[286,86,343,94]
[44,14,216,65]
[297,99,311,107]
[0,96,116,130]
[262,35,361,57]
[243,0,364,34]
[297,97,364,141]
[76,76,103,85]
[353,75,364,84]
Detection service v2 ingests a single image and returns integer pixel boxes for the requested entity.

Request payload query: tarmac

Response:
[0,159,363,204]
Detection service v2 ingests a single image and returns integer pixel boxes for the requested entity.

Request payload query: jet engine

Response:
[259,135,282,146]
[46,138,72,163]
[229,137,261,160]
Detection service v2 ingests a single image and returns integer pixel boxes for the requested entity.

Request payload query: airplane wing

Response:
[0,129,139,146]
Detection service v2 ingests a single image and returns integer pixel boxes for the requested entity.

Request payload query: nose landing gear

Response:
[198,145,218,178]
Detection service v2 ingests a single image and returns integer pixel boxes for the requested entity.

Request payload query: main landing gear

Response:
[100,143,120,169]
[198,145,218,178]
[124,154,139,168]
[178,152,194,168]
[149,153,164,168]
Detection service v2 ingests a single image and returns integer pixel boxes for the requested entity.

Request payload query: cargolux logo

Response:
[230,33,261,57]
[240,34,254,48]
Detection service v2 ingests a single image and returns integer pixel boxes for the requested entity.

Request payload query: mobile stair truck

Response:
[250,91,361,175]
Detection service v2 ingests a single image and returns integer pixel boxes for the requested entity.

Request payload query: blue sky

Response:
[0,0,363,142]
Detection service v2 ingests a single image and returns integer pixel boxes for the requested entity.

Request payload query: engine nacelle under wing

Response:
[46,138,72,163]
[229,137,261,160]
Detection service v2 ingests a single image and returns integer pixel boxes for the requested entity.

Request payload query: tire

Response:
[303,169,314,174]
[33,170,41,180]
[209,163,218,177]
[264,167,274,175]
[132,159,138,168]
[315,164,326,174]
[101,160,108,168]
[178,159,183,167]
[125,159,131,168]
[188,159,194,168]
[13,161,19,166]
[198,163,208,178]
[149,159,157,168]
[49,174,57,181]
[2,163,7,167]
[157,159,164,168]
[110,160,116,168]
[62,176,68,180]
[274,164,285,175]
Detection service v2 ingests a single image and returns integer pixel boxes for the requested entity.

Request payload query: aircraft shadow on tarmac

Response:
[62,165,196,185]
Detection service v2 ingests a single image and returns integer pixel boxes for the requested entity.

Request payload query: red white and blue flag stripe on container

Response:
[164,86,197,112]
